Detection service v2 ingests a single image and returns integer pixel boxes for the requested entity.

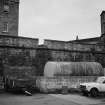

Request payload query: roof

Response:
[44,39,67,43]
[44,62,104,77]
[100,11,105,16]
[0,34,39,41]
[68,37,100,44]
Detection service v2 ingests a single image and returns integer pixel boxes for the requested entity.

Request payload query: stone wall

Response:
[0,0,19,36]
[0,35,39,48]
[44,39,105,68]
[0,35,38,78]
[44,39,66,50]
[0,47,37,78]
[0,36,105,79]
[44,39,104,51]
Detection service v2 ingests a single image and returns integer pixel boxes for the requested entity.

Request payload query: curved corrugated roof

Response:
[44,62,104,77]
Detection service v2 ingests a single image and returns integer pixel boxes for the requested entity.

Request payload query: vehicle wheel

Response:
[90,88,99,97]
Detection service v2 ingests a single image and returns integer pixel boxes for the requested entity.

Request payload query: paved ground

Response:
[50,93,105,105]
[0,93,79,105]
[0,92,105,105]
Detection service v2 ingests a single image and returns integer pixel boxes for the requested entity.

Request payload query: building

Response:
[0,0,105,78]
[0,0,19,36]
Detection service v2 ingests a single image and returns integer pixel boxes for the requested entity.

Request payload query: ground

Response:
[0,92,105,105]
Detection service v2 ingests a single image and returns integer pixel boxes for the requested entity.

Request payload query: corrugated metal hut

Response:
[44,62,104,77]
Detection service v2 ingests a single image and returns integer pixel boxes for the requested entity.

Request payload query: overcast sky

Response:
[19,0,105,44]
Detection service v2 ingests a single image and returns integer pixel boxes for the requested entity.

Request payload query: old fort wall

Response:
[0,36,104,78]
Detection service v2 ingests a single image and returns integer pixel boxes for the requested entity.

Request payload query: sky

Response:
[19,0,105,44]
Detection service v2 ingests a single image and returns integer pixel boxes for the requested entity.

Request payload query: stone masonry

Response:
[0,0,105,80]
[0,0,19,36]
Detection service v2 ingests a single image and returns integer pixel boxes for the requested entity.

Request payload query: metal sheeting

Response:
[44,62,104,77]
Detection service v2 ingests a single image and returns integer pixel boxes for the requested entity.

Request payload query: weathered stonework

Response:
[101,11,105,35]
[0,35,38,48]
[0,35,38,78]
[0,0,19,36]
[44,39,66,50]
[0,35,104,80]
[44,39,104,52]
[0,0,105,81]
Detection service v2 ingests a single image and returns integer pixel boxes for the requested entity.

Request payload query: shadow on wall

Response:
[32,48,52,76]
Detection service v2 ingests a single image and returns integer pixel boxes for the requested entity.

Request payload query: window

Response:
[3,5,9,13]
[2,22,8,33]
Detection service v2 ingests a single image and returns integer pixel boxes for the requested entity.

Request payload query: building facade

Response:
[0,0,105,78]
[0,0,19,36]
